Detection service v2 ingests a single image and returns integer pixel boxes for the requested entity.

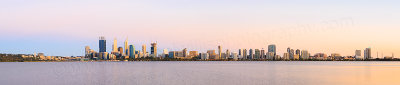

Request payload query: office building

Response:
[254,49,260,59]
[296,49,300,55]
[124,39,128,56]
[183,48,188,57]
[249,49,254,59]
[364,48,371,59]
[267,52,274,60]
[142,44,146,56]
[99,36,106,52]
[261,48,265,59]
[207,50,217,59]
[118,47,124,55]
[283,53,289,60]
[355,50,362,59]
[200,53,209,60]
[189,51,198,58]
[301,50,310,60]
[151,42,157,57]
[238,49,242,59]
[112,38,118,52]
[85,46,90,58]
[231,52,238,60]
[129,45,135,59]
[218,45,222,59]
[268,44,276,56]
[243,49,247,59]
[225,49,230,59]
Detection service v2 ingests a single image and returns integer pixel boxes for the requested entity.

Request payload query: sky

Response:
[0,0,400,57]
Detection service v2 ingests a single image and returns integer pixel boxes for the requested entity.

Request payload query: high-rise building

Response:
[99,36,106,52]
[268,44,276,56]
[267,52,275,60]
[290,49,295,60]
[243,49,247,59]
[225,49,230,59]
[118,47,124,54]
[129,45,135,59]
[163,49,169,55]
[112,38,118,52]
[296,49,301,55]
[183,48,188,57]
[249,49,253,59]
[162,49,168,58]
[189,51,198,58]
[254,49,260,59]
[207,50,217,59]
[355,50,362,56]
[124,39,129,56]
[200,53,209,60]
[238,49,242,58]
[355,50,362,59]
[301,50,309,60]
[85,46,90,58]
[168,51,176,58]
[151,42,157,57]
[364,48,371,59]
[231,52,238,60]
[261,48,265,59]
[218,45,222,59]
[283,53,290,60]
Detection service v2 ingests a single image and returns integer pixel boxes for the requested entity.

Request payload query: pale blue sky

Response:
[1,0,400,57]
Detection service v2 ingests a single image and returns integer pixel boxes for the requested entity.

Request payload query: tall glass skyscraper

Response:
[364,48,371,59]
[151,42,157,57]
[99,36,106,52]
[268,44,276,56]
[129,45,135,59]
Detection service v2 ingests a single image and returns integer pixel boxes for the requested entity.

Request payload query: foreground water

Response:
[0,61,400,85]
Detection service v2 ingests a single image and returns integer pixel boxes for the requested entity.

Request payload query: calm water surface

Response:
[0,61,400,85]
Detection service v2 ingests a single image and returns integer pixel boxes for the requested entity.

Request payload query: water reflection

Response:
[0,61,399,85]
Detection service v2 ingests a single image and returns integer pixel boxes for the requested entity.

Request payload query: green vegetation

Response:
[0,54,41,62]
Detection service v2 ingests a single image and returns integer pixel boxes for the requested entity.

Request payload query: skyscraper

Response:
[287,47,294,60]
[290,49,294,60]
[355,50,362,59]
[238,49,242,56]
[296,49,301,55]
[129,45,135,59]
[218,45,222,59]
[301,50,309,60]
[118,47,123,56]
[364,48,371,59]
[142,44,146,55]
[249,49,253,59]
[261,48,265,59]
[162,49,168,58]
[151,42,157,57]
[268,44,276,56]
[124,38,129,56]
[183,48,187,57]
[99,36,106,52]
[243,49,247,59]
[226,49,230,59]
[112,38,118,52]
[355,50,361,56]
[85,46,90,58]
[254,49,260,59]
[207,50,217,59]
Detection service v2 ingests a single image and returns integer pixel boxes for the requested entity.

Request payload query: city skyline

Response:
[1,0,400,56]
[81,36,383,60]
